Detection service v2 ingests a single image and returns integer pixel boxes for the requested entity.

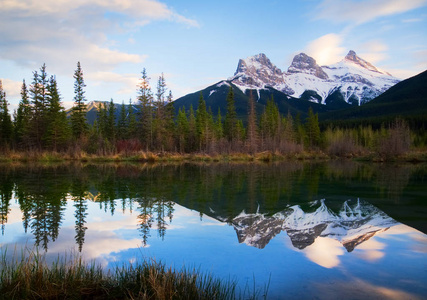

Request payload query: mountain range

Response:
[229,50,399,106]
[80,50,426,124]
[173,51,427,123]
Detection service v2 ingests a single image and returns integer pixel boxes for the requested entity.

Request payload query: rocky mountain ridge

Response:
[229,50,400,106]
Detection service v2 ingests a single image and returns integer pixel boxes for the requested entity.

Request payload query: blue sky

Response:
[1,0,426,111]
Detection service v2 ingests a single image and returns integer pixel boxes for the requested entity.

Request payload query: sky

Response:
[1,0,426,111]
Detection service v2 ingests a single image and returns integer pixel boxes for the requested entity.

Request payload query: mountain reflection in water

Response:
[1,162,426,299]
[228,199,396,250]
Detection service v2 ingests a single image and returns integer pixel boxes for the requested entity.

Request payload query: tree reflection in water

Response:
[0,161,425,251]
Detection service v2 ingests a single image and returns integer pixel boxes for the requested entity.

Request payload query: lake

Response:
[1,161,426,299]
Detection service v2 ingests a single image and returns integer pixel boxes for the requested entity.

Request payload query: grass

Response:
[0,248,241,300]
[1,148,426,163]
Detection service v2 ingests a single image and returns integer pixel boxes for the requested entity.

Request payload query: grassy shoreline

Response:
[0,149,427,163]
[1,249,258,300]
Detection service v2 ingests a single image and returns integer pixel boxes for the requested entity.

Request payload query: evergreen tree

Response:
[29,69,45,149]
[44,76,70,150]
[224,87,237,142]
[0,80,13,147]
[246,91,258,153]
[106,99,116,142]
[153,73,167,150]
[117,101,127,140]
[70,61,87,139]
[215,108,223,140]
[96,102,108,139]
[14,80,31,148]
[176,107,189,153]
[137,68,153,149]
[306,107,320,148]
[196,93,209,150]
[283,111,295,143]
[163,90,175,151]
[187,105,197,152]
[127,99,138,139]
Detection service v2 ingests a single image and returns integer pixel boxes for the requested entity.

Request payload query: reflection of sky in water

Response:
[2,199,427,299]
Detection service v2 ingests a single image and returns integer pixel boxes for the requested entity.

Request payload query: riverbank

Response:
[1,149,427,163]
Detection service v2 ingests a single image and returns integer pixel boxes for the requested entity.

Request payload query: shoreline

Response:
[1,150,426,163]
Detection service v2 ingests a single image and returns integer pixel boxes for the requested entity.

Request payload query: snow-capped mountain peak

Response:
[287,53,329,80]
[230,53,285,90]
[229,50,400,106]
[343,50,390,75]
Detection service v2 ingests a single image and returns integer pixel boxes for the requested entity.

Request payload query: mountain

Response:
[229,50,400,107]
[211,199,397,250]
[173,50,401,119]
[320,69,427,123]
[172,80,332,120]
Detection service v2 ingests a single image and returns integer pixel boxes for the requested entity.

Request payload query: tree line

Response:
[0,64,412,157]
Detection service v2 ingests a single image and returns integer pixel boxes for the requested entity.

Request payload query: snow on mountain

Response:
[229,51,400,106]
[227,199,397,250]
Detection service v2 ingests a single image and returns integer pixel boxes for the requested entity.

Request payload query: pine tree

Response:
[163,90,175,151]
[153,73,167,150]
[96,102,108,139]
[224,87,237,142]
[176,107,189,153]
[127,99,138,139]
[306,107,320,148]
[0,80,13,147]
[246,91,258,153]
[29,69,45,149]
[14,80,31,148]
[137,68,153,149]
[215,108,223,140]
[117,101,127,140]
[44,76,70,150]
[196,93,209,150]
[71,62,87,139]
[187,105,197,152]
[106,99,116,142]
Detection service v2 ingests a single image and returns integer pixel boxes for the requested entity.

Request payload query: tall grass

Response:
[0,248,239,300]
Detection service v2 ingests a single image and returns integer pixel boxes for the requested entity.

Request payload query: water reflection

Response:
[229,199,397,250]
[0,161,426,253]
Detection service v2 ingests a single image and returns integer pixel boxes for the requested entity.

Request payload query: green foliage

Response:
[70,62,88,139]
[0,80,13,147]
[305,107,321,148]
[43,76,70,150]
[224,87,237,141]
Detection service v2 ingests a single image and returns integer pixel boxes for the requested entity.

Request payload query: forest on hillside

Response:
[0,63,422,160]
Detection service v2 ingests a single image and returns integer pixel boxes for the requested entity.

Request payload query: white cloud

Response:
[305,33,346,65]
[359,40,389,64]
[315,0,427,24]
[0,0,198,100]
[1,78,22,99]
[302,237,345,268]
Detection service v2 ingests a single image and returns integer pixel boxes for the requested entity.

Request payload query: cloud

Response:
[1,78,22,99]
[305,33,346,65]
[0,0,198,99]
[315,0,427,24]
[359,40,389,64]
[302,237,345,268]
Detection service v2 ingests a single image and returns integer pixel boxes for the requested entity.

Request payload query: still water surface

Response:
[1,161,426,299]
